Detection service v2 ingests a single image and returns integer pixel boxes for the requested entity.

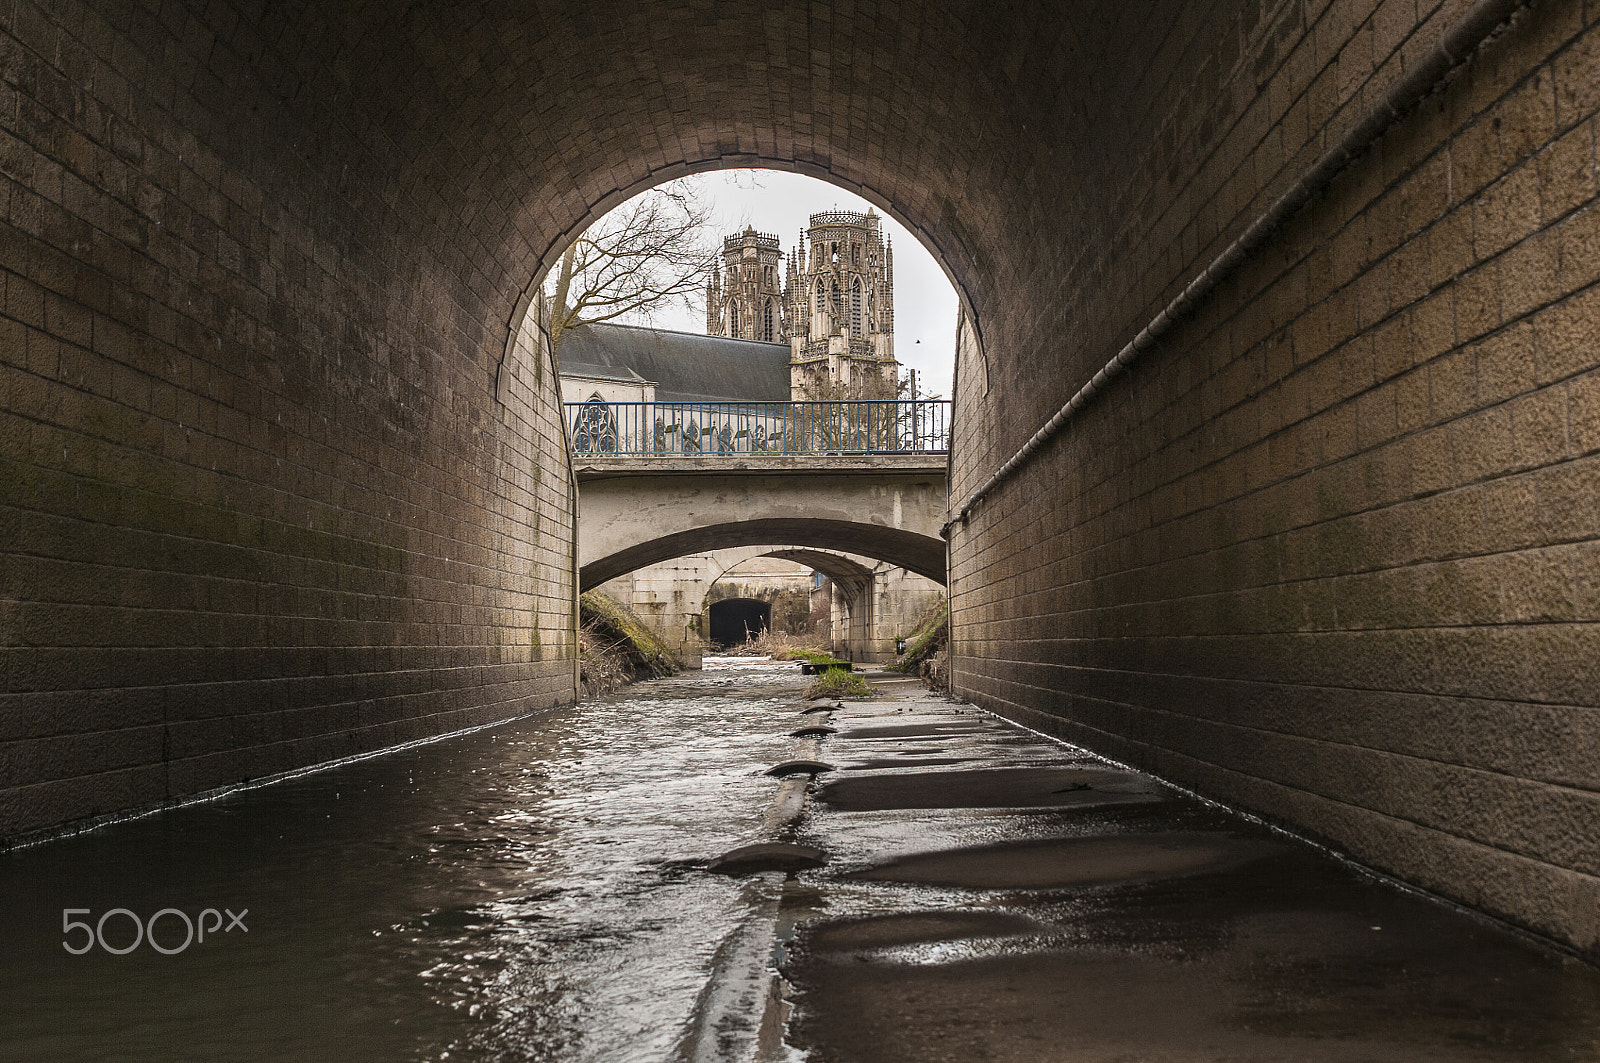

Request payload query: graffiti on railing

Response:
[565,400,950,456]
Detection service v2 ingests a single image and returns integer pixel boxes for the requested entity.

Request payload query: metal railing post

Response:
[565,399,951,457]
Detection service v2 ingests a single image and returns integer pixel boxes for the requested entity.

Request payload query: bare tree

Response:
[546,182,717,356]
[783,370,900,452]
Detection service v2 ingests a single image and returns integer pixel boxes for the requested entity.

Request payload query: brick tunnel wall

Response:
[949,0,1600,955]
[0,0,577,839]
[2,0,1595,958]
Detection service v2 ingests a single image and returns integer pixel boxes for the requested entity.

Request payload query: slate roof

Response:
[559,361,649,385]
[557,322,790,403]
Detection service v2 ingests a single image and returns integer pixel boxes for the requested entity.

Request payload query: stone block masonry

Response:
[0,0,1594,962]
[949,0,1600,957]
[0,0,577,840]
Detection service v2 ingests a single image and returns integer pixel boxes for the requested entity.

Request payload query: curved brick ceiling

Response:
[13,0,1598,956]
[258,0,1156,380]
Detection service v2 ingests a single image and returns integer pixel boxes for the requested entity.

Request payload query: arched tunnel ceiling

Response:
[580,519,946,590]
[422,0,1058,292]
[279,0,1184,442]
[12,0,1590,957]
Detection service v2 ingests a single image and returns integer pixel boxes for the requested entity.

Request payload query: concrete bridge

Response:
[2,0,1597,962]
[576,452,948,664]
[575,453,948,588]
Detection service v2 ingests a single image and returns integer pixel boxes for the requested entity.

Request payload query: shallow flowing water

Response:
[10,662,1600,1062]
[0,661,806,1063]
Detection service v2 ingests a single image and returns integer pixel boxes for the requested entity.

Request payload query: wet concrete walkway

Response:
[770,674,1600,1062]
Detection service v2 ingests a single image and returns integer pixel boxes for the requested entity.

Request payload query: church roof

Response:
[559,361,650,384]
[557,322,790,403]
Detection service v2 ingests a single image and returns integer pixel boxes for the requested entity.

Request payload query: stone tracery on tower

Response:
[706,210,899,400]
[705,225,786,343]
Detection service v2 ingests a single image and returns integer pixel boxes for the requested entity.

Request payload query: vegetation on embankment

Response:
[720,629,832,661]
[579,591,680,697]
[803,667,875,700]
[891,598,949,690]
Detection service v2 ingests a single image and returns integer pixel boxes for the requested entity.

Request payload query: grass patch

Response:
[803,666,875,700]
[717,629,832,661]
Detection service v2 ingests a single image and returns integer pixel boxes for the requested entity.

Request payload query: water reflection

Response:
[0,664,803,1062]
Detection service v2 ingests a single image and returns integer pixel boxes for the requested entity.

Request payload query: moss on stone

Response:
[891,598,948,673]
[579,590,680,695]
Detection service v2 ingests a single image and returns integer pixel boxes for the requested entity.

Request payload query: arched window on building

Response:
[573,393,617,454]
[728,297,741,338]
[815,278,826,314]
[763,299,775,341]
[850,278,862,335]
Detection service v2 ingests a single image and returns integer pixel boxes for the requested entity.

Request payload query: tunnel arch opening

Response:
[506,166,973,414]
[758,548,876,588]
[701,553,833,650]
[707,597,772,648]
[578,518,947,591]
[518,163,976,328]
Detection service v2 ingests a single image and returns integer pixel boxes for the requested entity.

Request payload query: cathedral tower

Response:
[705,211,901,401]
[785,209,897,399]
[705,226,786,342]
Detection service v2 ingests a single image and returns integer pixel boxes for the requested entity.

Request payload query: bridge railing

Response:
[566,399,950,456]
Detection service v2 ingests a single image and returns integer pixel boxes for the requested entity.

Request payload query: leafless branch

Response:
[547,180,719,356]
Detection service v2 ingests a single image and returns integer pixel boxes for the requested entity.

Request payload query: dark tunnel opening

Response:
[708,598,771,648]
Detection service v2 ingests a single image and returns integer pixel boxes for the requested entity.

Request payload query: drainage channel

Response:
[679,667,841,1063]
[7,657,1597,1062]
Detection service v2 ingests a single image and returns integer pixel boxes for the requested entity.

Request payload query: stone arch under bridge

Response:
[595,544,940,667]
[578,460,949,667]
[576,465,948,591]
[2,0,1596,954]
[760,548,942,664]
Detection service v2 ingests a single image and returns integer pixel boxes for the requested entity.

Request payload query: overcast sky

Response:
[597,169,959,398]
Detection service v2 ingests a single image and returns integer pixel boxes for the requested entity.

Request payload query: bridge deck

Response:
[573,452,948,480]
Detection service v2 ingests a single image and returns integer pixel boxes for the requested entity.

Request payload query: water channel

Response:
[5,660,1599,1061]
[1,661,805,1062]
